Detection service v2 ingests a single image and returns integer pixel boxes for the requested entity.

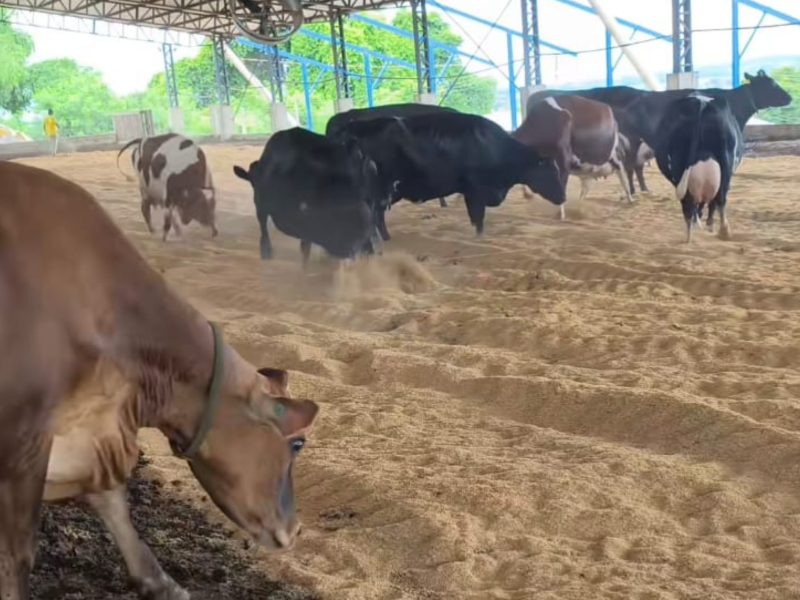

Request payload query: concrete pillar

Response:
[210,104,235,140]
[168,107,185,134]
[415,92,437,105]
[666,72,699,90]
[519,84,546,118]
[270,102,293,132]
[334,98,354,113]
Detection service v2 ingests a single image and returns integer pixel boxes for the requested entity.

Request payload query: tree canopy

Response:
[0,9,34,114]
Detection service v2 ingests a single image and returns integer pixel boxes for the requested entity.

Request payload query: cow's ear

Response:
[233,165,250,181]
[269,397,319,437]
[744,72,753,81]
[258,367,290,397]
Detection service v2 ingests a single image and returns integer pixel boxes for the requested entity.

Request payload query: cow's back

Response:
[326,103,457,136]
[513,99,572,157]
[0,162,135,473]
[552,95,618,164]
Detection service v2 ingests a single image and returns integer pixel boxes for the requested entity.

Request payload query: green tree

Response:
[0,9,35,114]
[759,65,800,124]
[27,59,119,136]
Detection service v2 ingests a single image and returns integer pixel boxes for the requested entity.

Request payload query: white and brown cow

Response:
[117,133,218,240]
[513,94,634,219]
[0,161,318,600]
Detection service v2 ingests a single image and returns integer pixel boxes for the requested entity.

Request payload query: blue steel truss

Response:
[229,0,792,132]
[732,0,800,85]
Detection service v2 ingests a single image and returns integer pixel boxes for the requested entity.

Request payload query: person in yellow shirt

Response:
[43,109,59,156]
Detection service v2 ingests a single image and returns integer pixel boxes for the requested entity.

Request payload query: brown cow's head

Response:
[181,363,318,552]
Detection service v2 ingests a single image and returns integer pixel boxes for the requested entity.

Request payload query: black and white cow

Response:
[653,93,744,243]
[529,70,791,195]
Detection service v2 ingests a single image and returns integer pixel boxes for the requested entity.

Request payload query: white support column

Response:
[334,98,354,113]
[666,72,699,90]
[210,104,235,140]
[168,107,185,134]
[519,84,546,118]
[415,92,437,105]
[270,102,293,132]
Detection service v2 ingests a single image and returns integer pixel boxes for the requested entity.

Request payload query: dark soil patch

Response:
[31,454,320,600]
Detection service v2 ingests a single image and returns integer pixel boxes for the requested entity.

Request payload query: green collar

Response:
[180,321,225,460]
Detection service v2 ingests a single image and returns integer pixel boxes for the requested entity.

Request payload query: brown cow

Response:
[0,160,319,600]
[117,133,219,241]
[514,94,634,219]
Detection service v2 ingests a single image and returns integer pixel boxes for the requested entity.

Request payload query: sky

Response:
[13,0,800,96]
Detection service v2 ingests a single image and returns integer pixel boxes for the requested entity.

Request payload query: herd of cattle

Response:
[0,68,793,600]
[119,68,790,255]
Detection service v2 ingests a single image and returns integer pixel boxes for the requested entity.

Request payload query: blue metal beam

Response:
[350,14,497,66]
[299,28,418,70]
[428,0,577,56]
[739,0,800,24]
[732,0,800,85]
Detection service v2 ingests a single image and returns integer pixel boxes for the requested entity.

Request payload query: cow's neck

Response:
[705,84,758,130]
[113,279,253,446]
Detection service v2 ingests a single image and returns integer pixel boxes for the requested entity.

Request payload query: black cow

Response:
[653,93,744,243]
[329,111,565,241]
[233,126,413,265]
[528,70,791,195]
[326,102,460,208]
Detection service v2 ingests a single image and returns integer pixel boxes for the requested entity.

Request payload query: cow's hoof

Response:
[718,225,732,241]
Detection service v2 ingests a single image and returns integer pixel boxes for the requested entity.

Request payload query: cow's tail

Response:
[675,97,706,201]
[116,138,141,182]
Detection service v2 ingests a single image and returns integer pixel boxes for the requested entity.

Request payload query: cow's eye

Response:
[289,437,305,455]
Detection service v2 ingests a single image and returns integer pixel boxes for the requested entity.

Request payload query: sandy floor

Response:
[17,146,800,600]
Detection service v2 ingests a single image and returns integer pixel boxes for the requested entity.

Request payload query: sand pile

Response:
[19,146,800,600]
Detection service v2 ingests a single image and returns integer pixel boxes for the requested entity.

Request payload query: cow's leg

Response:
[718,200,731,241]
[612,160,635,203]
[578,177,590,202]
[258,212,273,260]
[170,208,182,238]
[300,240,312,269]
[706,200,717,233]
[439,196,448,208]
[0,442,51,600]
[85,485,189,600]
[376,207,391,242]
[464,195,487,236]
[635,165,649,193]
[369,226,383,256]
[141,200,154,233]
[626,163,637,196]
[161,210,172,242]
[681,196,696,243]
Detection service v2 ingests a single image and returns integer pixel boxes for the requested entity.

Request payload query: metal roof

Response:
[0,0,408,40]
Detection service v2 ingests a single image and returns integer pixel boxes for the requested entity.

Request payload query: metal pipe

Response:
[222,42,299,126]
[585,0,659,90]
